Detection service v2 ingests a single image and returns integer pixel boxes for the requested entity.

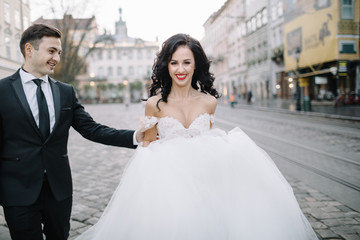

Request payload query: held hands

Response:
[136,116,159,147]
[135,130,145,144]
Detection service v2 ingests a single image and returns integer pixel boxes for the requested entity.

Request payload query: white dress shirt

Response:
[19,68,55,134]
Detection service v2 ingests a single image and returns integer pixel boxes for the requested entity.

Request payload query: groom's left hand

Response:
[135,130,145,143]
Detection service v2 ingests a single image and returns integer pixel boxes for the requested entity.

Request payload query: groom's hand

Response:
[135,129,145,143]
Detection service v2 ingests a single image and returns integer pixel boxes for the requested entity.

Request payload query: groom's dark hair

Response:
[20,24,62,57]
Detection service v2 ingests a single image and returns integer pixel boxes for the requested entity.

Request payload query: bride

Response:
[76,34,318,240]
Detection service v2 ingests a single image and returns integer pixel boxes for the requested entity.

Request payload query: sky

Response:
[29,0,226,44]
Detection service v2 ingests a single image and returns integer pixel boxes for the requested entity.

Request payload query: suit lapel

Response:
[49,77,61,133]
[10,70,43,139]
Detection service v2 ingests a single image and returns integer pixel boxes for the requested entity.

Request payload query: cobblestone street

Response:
[0,103,359,239]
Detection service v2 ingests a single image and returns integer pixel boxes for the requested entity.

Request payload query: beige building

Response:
[0,0,31,77]
[203,0,277,102]
[203,0,237,101]
[85,9,159,102]
[226,0,247,99]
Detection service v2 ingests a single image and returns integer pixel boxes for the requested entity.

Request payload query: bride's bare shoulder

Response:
[145,95,161,115]
[146,95,161,105]
[198,93,217,113]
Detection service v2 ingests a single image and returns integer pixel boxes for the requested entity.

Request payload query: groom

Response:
[0,23,143,240]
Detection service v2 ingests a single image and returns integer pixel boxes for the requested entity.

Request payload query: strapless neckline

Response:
[158,113,213,130]
[156,113,214,139]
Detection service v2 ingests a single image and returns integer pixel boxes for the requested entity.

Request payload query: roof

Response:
[33,15,96,30]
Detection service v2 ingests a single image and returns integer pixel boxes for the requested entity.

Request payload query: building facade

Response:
[203,0,282,102]
[227,0,247,99]
[245,0,270,100]
[202,0,359,107]
[85,9,159,102]
[0,0,30,77]
[283,0,360,109]
[203,1,233,100]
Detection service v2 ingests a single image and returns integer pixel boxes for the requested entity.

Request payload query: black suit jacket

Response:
[0,70,136,206]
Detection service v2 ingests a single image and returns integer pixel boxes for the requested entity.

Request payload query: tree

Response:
[34,0,113,86]
[130,81,143,91]
[117,83,125,91]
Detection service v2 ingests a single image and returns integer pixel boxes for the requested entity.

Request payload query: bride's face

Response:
[168,45,195,87]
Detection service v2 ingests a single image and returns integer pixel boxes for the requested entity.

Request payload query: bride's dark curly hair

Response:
[149,33,220,109]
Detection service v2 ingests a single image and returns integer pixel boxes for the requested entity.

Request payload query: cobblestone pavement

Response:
[0,103,359,240]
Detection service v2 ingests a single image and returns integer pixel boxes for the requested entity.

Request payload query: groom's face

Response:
[25,36,62,78]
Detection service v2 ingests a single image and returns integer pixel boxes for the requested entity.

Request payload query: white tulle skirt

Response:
[76,128,318,240]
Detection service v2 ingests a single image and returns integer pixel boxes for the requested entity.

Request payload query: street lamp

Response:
[123,80,130,108]
[295,48,301,111]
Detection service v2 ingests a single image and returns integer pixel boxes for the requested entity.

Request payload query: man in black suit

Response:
[0,24,143,240]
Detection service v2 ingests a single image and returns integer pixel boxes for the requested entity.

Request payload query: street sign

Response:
[299,78,309,87]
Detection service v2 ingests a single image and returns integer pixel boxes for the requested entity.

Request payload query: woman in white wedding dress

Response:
[76,34,318,240]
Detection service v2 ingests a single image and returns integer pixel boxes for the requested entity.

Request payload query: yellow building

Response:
[283,0,359,108]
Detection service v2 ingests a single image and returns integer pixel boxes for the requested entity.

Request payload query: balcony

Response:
[271,45,284,64]
[338,21,360,35]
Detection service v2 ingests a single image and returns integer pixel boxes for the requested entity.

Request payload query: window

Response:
[117,66,122,76]
[339,40,356,54]
[15,34,21,61]
[117,49,121,60]
[97,50,103,60]
[137,49,142,59]
[246,20,252,34]
[15,10,21,29]
[108,67,113,76]
[262,8,268,25]
[128,66,134,75]
[146,49,152,59]
[277,2,283,17]
[256,12,262,28]
[251,17,256,32]
[128,50,133,60]
[107,50,112,60]
[98,67,104,78]
[5,32,11,58]
[241,23,246,36]
[341,0,354,19]
[272,6,277,21]
[147,66,152,77]
[137,66,143,76]
[23,16,29,30]
[4,2,10,24]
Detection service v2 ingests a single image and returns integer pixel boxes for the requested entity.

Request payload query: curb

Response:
[227,103,360,122]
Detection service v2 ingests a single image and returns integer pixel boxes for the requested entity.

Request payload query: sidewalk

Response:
[230,98,360,121]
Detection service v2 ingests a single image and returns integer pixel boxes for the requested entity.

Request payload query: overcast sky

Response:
[29,0,226,44]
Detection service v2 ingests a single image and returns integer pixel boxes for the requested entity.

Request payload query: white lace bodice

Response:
[140,113,214,139]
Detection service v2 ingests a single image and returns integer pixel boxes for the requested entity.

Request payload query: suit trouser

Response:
[3,177,72,240]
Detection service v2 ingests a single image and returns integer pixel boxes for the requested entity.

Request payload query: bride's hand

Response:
[137,116,159,145]
[135,130,145,143]
[142,140,151,147]
[139,116,158,132]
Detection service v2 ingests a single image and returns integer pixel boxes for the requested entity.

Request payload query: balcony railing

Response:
[338,21,360,35]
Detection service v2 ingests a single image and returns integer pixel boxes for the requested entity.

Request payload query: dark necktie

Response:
[33,79,50,139]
